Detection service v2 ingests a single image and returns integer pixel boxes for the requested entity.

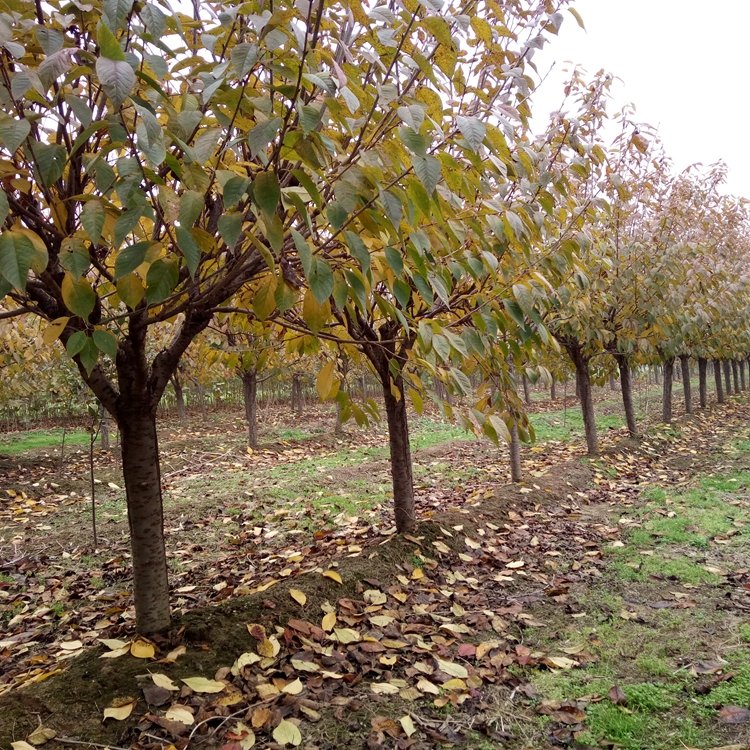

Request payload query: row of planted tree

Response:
[1,0,749,632]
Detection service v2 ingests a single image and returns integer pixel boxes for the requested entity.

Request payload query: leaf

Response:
[165,704,194,725]
[96,57,135,109]
[257,636,280,658]
[435,658,468,679]
[413,155,441,195]
[175,226,201,277]
[544,656,578,671]
[253,172,280,216]
[11,743,37,750]
[272,719,302,747]
[92,329,118,359]
[322,570,342,584]
[0,231,34,289]
[718,705,750,724]
[316,360,337,401]
[289,588,307,606]
[151,673,179,691]
[608,684,627,705]
[26,727,56,745]
[456,116,486,152]
[182,676,227,693]
[282,678,304,695]
[0,116,30,154]
[59,640,83,651]
[371,682,400,695]
[81,200,105,245]
[333,628,360,644]
[128,638,155,659]
[400,715,416,737]
[321,612,336,631]
[103,700,135,721]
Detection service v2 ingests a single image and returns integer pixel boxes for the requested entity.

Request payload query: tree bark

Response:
[521,373,531,406]
[679,355,692,414]
[291,374,303,416]
[566,343,598,455]
[653,365,661,385]
[698,358,708,408]
[732,360,740,394]
[99,402,111,451]
[550,376,556,401]
[615,354,637,439]
[242,369,258,449]
[740,360,747,391]
[662,358,674,423]
[171,374,186,421]
[609,373,617,391]
[119,406,170,634]
[509,418,522,482]
[714,360,725,404]
[381,376,415,533]
[723,360,732,396]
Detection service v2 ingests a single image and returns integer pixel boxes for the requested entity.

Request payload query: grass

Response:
[0,427,90,455]
[530,408,624,443]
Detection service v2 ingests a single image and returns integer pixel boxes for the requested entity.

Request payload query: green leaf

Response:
[78,336,100,374]
[92,329,118,359]
[0,232,33,289]
[292,230,313,276]
[175,226,201,277]
[114,241,150,279]
[30,143,66,186]
[60,238,91,276]
[253,172,280,216]
[309,259,333,304]
[66,330,87,357]
[456,116,486,152]
[247,117,282,159]
[61,274,96,318]
[230,42,259,77]
[384,246,403,275]
[96,20,126,61]
[223,176,249,208]
[103,0,134,32]
[327,202,348,230]
[398,126,427,156]
[393,278,411,308]
[218,213,242,248]
[0,116,30,155]
[299,105,322,134]
[0,191,9,226]
[413,155,441,195]
[96,57,135,109]
[344,232,370,276]
[81,200,105,245]
[179,190,203,227]
[145,258,178,303]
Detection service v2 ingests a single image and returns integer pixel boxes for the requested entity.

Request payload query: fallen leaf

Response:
[544,655,579,670]
[27,727,56,745]
[371,682,401,695]
[257,636,281,658]
[11,743,37,750]
[130,639,155,659]
[272,719,302,746]
[103,700,135,721]
[608,685,627,705]
[718,705,750,724]
[59,640,83,651]
[400,715,416,737]
[435,658,468,679]
[322,570,342,584]
[321,611,336,631]
[182,676,226,693]
[151,673,179,691]
[289,588,307,606]
[334,628,360,644]
[282,678,304,695]
[165,704,195,725]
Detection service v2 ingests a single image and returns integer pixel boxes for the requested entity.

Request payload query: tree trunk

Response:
[566,343,598,455]
[550,377,556,401]
[723,360,732,396]
[521,373,531,406]
[615,354,637,439]
[653,365,661,385]
[680,355,692,414]
[698,358,708,408]
[714,360,725,404]
[335,398,344,435]
[732,360,740,394]
[119,407,170,633]
[662,358,674,423]
[609,373,617,391]
[291,374,303,416]
[242,369,258,449]
[172,374,186,421]
[381,377,415,533]
[740,360,747,391]
[509,418,522,482]
[99,403,111,451]
[575,369,581,400]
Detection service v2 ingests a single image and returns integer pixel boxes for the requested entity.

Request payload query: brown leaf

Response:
[608,685,627,705]
[718,705,750,724]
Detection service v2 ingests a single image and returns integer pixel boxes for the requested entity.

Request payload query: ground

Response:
[1,379,749,749]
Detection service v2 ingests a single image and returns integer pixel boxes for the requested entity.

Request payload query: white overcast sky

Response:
[530,1,750,198]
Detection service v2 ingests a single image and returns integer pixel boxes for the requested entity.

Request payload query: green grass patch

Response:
[0,427,90,455]
[530,408,624,443]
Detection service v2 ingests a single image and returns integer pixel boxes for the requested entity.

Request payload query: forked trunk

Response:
[242,369,258,449]
[679,355,692,414]
[119,407,170,633]
[382,377,415,533]
[509,418,522,482]
[714,360,725,404]
[698,358,708,408]
[567,343,598,455]
[615,354,637,439]
[662,358,674,423]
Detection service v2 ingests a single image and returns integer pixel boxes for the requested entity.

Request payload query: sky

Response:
[530,1,750,198]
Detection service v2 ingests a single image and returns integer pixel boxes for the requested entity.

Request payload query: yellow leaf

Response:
[257,636,280,658]
[333,628,360,644]
[151,673,179,691]
[11,742,37,750]
[442,678,467,691]
[544,656,578,671]
[116,273,145,308]
[256,682,280,699]
[42,317,69,345]
[416,678,440,695]
[371,682,400,695]
[165,704,194,725]
[369,615,394,627]
[435,658,468,679]
[272,719,302,747]
[322,570,342,584]
[100,639,129,651]
[161,644,186,663]
[363,589,387,605]
[411,568,424,580]
[103,700,135,721]
[282,678,304,695]
[59,640,83,651]
[289,588,307,606]
[321,611,336,631]
[505,560,525,569]
[182,676,226,693]
[316,359,338,401]
[130,639,155,659]
[27,727,56,745]
[400,715,416,737]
